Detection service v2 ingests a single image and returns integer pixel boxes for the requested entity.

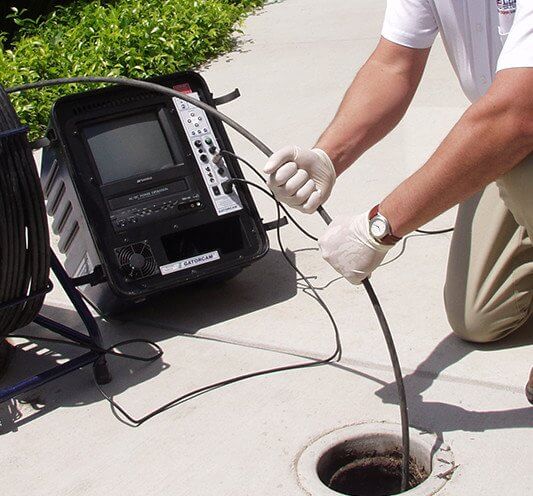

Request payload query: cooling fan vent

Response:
[115,242,159,280]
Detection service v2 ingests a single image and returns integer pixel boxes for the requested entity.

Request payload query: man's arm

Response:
[316,38,431,175]
[380,68,533,237]
[263,38,431,212]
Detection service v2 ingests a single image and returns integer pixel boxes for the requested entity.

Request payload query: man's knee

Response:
[444,298,520,344]
[496,154,533,235]
[447,315,502,343]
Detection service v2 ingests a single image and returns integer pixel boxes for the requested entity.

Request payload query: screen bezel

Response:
[80,106,186,197]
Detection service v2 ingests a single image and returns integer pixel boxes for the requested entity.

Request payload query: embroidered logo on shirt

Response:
[497,0,516,15]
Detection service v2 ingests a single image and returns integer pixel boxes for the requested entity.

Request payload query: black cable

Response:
[6,76,275,158]
[7,75,410,490]
[228,156,411,491]
[220,148,453,241]
[362,278,410,490]
[0,87,50,338]
[232,171,412,490]
[231,178,342,353]
[217,150,319,242]
[11,179,342,427]
[6,76,334,227]
[94,178,342,427]
[416,227,454,235]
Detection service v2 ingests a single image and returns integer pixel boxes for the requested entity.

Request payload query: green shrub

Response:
[0,2,73,41]
[0,0,263,139]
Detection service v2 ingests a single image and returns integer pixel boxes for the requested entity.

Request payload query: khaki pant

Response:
[444,155,533,343]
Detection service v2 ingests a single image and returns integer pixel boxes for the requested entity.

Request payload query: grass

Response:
[0,0,263,138]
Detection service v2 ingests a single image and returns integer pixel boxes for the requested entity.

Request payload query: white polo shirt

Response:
[381,0,533,102]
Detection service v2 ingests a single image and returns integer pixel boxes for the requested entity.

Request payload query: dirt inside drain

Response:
[325,449,428,496]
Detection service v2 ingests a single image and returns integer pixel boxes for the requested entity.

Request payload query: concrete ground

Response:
[1,1,532,494]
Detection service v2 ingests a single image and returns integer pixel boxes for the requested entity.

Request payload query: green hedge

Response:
[0,0,262,139]
[0,2,73,40]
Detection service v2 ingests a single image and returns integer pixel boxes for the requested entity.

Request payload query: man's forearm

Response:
[380,69,533,237]
[316,38,430,175]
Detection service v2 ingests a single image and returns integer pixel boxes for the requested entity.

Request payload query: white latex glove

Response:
[263,145,336,213]
[318,211,393,285]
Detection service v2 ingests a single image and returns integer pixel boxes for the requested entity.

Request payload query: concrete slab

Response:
[1,1,531,495]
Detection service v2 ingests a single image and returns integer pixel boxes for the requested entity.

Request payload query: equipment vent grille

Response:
[114,241,159,281]
[72,91,154,115]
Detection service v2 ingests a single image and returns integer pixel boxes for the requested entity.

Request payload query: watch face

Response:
[370,218,387,238]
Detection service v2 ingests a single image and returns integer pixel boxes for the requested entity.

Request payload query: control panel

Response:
[174,93,243,216]
[109,194,203,232]
[106,179,204,233]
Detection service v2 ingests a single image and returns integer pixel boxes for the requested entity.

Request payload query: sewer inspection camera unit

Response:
[0,72,425,494]
[40,73,268,315]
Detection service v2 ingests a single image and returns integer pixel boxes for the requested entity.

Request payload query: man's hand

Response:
[318,211,393,285]
[263,146,336,213]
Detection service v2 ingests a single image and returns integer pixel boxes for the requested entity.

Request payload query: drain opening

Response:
[297,424,453,496]
[320,448,428,496]
[316,432,431,496]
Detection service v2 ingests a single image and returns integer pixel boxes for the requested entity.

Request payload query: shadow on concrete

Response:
[0,248,298,433]
[376,188,533,434]
[0,334,170,434]
[375,322,533,435]
[108,247,298,338]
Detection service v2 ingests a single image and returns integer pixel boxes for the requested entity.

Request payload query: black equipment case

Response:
[40,72,269,314]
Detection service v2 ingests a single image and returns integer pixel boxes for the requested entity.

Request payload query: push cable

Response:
[218,150,454,240]
[2,75,459,491]
[0,86,50,340]
[416,227,453,235]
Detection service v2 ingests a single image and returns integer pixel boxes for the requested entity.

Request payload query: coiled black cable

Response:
[0,86,50,337]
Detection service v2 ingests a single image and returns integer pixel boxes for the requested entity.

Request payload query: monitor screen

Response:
[84,112,178,184]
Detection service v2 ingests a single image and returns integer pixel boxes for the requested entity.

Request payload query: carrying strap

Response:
[212,88,241,106]
[263,216,289,232]
[30,137,51,150]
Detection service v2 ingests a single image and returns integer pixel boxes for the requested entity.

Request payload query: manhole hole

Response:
[323,447,428,495]
[296,423,454,496]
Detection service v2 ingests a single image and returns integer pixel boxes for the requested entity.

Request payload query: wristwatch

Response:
[368,205,402,245]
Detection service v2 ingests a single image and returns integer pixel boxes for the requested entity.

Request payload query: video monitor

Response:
[84,112,180,184]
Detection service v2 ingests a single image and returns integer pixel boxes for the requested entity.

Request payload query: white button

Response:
[476,23,482,32]
[481,75,488,84]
